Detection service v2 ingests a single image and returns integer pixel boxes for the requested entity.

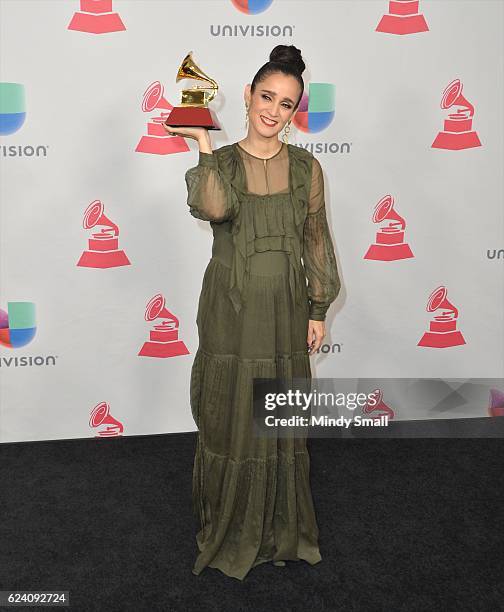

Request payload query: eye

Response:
[262,94,291,109]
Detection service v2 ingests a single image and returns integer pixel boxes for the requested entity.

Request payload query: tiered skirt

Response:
[190,250,322,580]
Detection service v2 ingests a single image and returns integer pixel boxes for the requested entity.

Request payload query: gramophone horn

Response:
[176,51,218,96]
[83,200,119,234]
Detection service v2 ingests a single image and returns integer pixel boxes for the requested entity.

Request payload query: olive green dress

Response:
[185,141,341,581]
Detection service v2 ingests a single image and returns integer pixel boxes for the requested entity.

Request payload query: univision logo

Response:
[311,342,342,355]
[0,355,57,367]
[0,302,36,348]
[291,83,348,155]
[0,82,49,157]
[487,249,504,260]
[231,0,274,14]
[0,301,58,367]
[293,142,352,155]
[293,83,335,134]
[0,82,26,135]
[210,24,294,37]
[212,1,290,38]
[1,144,48,157]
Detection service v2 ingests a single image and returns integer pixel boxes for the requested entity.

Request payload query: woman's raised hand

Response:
[162,124,209,141]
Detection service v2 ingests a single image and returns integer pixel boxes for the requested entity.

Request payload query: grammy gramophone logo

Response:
[361,388,395,422]
[89,401,124,437]
[136,81,190,156]
[77,200,130,268]
[67,0,125,34]
[138,294,189,358]
[418,286,466,348]
[432,79,482,150]
[376,0,429,35]
[364,195,414,261]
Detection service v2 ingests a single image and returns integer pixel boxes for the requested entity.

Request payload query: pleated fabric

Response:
[186,142,339,580]
[190,257,321,580]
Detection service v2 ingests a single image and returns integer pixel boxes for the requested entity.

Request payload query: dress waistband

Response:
[212,231,290,276]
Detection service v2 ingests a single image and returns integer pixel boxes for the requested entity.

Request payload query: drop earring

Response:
[245,104,249,130]
[282,120,291,144]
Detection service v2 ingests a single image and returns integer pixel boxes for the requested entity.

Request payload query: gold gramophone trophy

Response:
[164,51,221,130]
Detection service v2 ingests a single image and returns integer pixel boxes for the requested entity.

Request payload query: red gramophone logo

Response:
[67,0,125,34]
[376,0,429,35]
[138,293,190,358]
[364,195,414,261]
[488,388,504,417]
[418,286,466,348]
[362,388,395,422]
[432,79,482,150]
[89,401,124,437]
[135,81,190,155]
[77,200,130,268]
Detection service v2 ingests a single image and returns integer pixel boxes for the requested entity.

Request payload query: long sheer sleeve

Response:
[185,151,240,223]
[302,156,341,321]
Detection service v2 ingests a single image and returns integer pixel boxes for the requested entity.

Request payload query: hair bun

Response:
[269,45,305,75]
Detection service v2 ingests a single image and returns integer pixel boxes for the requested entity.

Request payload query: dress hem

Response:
[192,551,322,581]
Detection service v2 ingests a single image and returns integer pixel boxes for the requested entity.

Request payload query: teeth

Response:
[261,116,277,125]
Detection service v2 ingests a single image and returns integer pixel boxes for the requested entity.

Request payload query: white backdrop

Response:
[0,0,503,443]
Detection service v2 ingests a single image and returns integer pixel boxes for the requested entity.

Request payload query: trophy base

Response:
[417,330,466,348]
[165,106,221,130]
[77,250,131,268]
[431,131,482,150]
[138,340,190,358]
[364,243,414,261]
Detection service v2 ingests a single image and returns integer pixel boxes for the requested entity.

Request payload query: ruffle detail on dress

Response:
[211,144,245,193]
[213,144,314,316]
[288,145,313,232]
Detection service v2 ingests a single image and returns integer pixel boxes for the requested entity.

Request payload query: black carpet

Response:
[1,431,503,612]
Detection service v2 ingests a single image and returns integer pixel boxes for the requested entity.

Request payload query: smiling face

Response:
[244,71,302,140]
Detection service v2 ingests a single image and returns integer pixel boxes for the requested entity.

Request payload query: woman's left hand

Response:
[307,320,325,355]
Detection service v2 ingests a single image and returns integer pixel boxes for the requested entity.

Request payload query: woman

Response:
[164,44,341,581]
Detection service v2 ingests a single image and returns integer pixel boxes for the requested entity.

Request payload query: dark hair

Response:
[250,45,305,110]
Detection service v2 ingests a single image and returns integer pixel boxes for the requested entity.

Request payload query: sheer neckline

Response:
[235,141,285,161]
[232,142,292,196]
